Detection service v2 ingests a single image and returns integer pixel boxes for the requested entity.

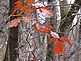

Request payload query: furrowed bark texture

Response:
[60,0,81,33]
[3,0,19,61]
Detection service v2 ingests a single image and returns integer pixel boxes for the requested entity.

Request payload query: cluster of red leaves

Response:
[11,0,53,17]
[10,0,53,28]
[50,37,72,55]
[9,0,72,56]
[33,23,72,55]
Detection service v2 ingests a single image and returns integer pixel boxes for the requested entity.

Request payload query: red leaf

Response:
[46,25,53,29]
[54,41,65,55]
[54,47,65,55]
[60,37,72,46]
[50,38,58,42]
[42,29,50,33]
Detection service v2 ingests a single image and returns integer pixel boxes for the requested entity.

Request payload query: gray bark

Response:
[0,0,9,61]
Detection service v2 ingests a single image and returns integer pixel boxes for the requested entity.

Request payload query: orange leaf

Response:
[33,23,41,32]
[26,0,34,4]
[60,37,72,46]
[10,14,21,17]
[33,23,51,33]
[50,38,58,42]
[54,47,65,55]
[20,6,35,13]
[9,18,20,27]
[54,41,65,55]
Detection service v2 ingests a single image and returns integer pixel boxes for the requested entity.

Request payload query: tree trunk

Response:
[3,0,19,61]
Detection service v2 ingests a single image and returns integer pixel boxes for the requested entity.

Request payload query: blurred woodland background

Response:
[0,0,81,61]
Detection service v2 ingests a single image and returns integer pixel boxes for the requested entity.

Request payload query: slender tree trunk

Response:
[3,0,19,61]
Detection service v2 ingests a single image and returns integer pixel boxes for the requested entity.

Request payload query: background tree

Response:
[0,0,81,61]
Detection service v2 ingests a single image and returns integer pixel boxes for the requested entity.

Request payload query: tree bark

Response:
[3,0,19,61]
[59,0,81,33]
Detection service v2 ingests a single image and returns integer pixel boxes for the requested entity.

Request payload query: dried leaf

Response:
[9,18,20,27]
[22,16,36,22]
[50,31,60,38]
[60,37,72,46]
[10,14,21,17]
